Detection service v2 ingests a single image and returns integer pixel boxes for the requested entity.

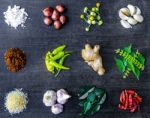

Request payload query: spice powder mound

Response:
[4,48,26,72]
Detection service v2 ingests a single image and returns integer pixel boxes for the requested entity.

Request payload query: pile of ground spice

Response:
[4,48,26,72]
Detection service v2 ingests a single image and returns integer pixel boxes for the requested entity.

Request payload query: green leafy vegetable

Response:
[79,86,106,116]
[115,44,145,80]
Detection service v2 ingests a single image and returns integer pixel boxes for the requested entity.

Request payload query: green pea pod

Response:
[52,45,66,55]
[49,60,70,70]
[51,51,65,60]
[55,54,70,76]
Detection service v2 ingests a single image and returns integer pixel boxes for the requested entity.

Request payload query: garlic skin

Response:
[51,104,63,115]
[127,17,138,25]
[127,4,136,16]
[133,14,144,23]
[120,20,132,28]
[57,89,71,105]
[43,90,57,107]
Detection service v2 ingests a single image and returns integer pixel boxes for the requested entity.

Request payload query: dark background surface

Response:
[0,0,149,118]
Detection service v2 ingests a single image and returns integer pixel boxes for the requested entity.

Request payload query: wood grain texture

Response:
[0,0,149,118]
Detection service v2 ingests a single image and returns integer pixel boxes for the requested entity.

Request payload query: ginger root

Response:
[81,44,105,76]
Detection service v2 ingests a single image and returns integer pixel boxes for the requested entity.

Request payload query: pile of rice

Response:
[5,89,28,115]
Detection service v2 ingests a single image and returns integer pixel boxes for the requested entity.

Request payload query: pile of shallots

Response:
[43,89,71,115]
[43,5,67,29]
[119,4,144,28]
[118,90,142,112]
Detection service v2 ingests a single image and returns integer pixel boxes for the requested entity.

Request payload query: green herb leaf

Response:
[137,53,145,65]
[127,61,135,74]
[87,91,96,102]
[90,104,101,115]
[123,44,132,53]
[95,88,104,96]
[79,86,106,116]
[79,86,95,100]
[134,67,140,80]
[84,101,92,114]
[79,99,86,107]
[99,93,106,104]
[115,58,126,73]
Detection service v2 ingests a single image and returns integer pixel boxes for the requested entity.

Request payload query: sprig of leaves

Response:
[78,86,106,116]
[114,44,145,80]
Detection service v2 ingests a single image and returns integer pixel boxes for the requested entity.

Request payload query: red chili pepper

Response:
[128,94,132,108]
[118,89,142,112]
[119,104,126,110]
[120,91,125,103]
[124,90,129,109]
[135,95,142,103]
[127,90,135,95]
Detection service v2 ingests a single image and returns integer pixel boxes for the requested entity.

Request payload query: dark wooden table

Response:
[0,0,149,118]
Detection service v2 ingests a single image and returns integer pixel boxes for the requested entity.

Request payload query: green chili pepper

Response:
[55,54,70,76]
[45,61,55,73]
[52,45,66,55]
[49,60,70,70]
[51,51,65,60]
[64,51,72,54]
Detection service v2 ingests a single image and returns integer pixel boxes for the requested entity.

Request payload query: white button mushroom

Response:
[51,104,63,115]
[43,90,57,107]
[57,89,71,105]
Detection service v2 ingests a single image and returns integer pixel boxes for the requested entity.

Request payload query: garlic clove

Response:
[43,90,57,107]
[120,20,132,28]
[135,6,141,15]
[120,8,130,16]
[51,104,63,115]
[127,17,138,25]
[57,89,71,105]
[133,14,144,23]
[127,4,136,16]
[119,8,130,20]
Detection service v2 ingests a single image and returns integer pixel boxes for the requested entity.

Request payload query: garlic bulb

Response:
[120,20,132,28]
[127,17,138,25]
[43,90,57,107]
[133,14,144,23]
[127,4,136,16]
[57,89,71,104]
[51,104,63,115]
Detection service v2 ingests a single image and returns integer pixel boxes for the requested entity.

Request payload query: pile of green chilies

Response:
[45,45,71,76]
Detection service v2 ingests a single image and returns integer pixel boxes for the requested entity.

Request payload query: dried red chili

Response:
[4,48,26,72]
[118,89,142,112]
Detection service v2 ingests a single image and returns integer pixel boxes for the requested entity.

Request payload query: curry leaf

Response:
[79,86,106,116]
[123,44,132,53]
[84,101,92,114]
[87,91,96,102]
[115,58,126,73]
[137,53,145,65]
[127,61,135,73]
[99,93,106,105]
[134,67,140,80]
[90,104,101,115]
